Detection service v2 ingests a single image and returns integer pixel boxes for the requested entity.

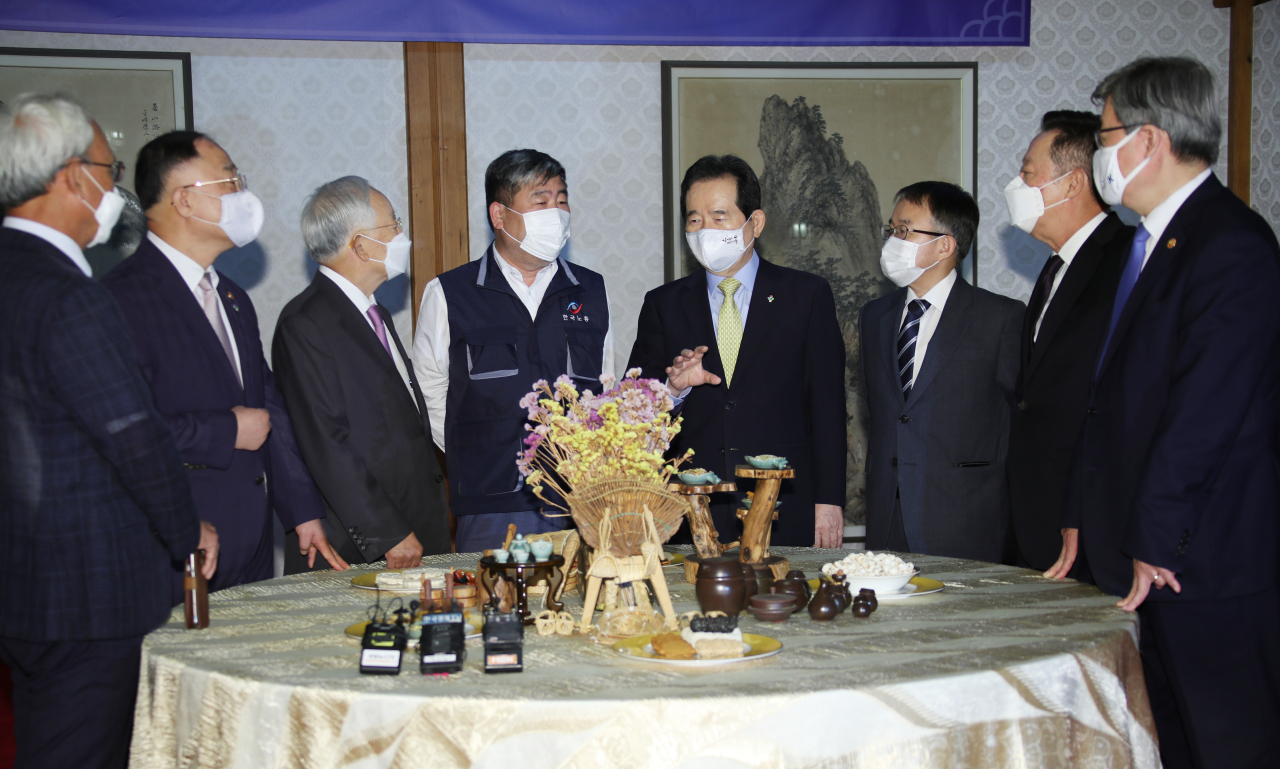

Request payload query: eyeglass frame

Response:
[76,157,127,184]
[349,217,404,248]
[882,224,950,242]
[1094,124,1140,147]
[180,173,249,193]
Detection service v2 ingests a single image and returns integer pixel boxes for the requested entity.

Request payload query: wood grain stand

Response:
[734,465,795,564]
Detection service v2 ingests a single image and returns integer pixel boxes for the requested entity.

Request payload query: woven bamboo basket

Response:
[565,479,687,557]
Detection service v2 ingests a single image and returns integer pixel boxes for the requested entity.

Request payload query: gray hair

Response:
[0,93,96,209]
[300,175,377,264]
[1092,57,1221,166]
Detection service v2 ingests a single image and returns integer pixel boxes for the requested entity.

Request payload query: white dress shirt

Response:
[148,232,243,381]
[4,217,93,277]
[413,247,615,450]
[897,267,959,391]
[1034,211,1108,341]
[1139,168,1212,270]
[318,265,416,408]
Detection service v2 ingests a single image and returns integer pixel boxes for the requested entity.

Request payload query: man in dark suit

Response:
[102,131,346,592]
[1004,111,1130,571]
[628,155,846,547]
[272,176,450,568]
[1054,57,1280,769]
[860,182,1023,562]
[0,94,217,769]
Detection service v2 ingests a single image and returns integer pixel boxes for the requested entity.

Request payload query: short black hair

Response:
[893,181,979,262]
[680,155,761,221]
[484,149,566,223]
[135,130,210,210]
[1040,110,1106,208]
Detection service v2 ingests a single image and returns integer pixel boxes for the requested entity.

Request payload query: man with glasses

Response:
[859,181,1023,562]
[102,131,344,593]
[272,176,450,570]
[1,94,217,768]
[1053,57,1280,769]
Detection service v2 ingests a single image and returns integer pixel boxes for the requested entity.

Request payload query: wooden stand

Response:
[579,543,677,633]
[478,555,565,626]
[668,480,737,559]
[735,465,795,564]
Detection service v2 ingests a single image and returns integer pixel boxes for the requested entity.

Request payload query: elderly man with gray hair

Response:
[0,93,217,768]
[1051,57,1280,769]
[272,176,449,570]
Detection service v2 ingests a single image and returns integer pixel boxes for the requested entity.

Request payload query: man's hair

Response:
[0,93,95,209]
[1092,56,1221,165]
[680,155,761,220]
[894,181,979,261]
[1040,110,1106,208]
[300,176,378,264]
[484,149,566,229]
[135,130,210,210]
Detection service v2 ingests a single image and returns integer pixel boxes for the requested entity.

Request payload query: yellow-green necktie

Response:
[718,277,743,386]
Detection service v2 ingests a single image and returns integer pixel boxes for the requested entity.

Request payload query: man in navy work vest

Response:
[413,149,614,553]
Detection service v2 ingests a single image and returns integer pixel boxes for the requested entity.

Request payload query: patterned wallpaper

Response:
[0,31,415,349]
[465,0,1280,370]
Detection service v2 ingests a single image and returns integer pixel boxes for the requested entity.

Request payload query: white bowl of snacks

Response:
[820,551,918,595]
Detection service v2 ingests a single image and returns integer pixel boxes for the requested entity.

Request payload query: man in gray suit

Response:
[860,181,1024,562]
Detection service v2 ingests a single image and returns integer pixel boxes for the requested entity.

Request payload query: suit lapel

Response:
[314,273,412,401]
[730,259,778,386]
[1095,177,1220,380]
[907,276,974,405]
[138,243,243,399]
[879,289,908,405]
[382,309,431,425]
[217,278,254,394]
[1026,213,1123,378]
[679,273,723,380]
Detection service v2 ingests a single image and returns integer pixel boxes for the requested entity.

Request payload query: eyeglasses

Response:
[883,224,949,242]
[350,217,403,247]
[1094,124,1138,146]
[79,158,126,184]
[181,173,249,192]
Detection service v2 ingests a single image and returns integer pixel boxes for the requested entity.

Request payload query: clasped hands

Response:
[1044,527,1181,611]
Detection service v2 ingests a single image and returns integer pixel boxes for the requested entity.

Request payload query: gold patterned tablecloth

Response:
[130,548,1157,769]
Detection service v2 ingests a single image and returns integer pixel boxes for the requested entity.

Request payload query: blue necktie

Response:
[897,298,930,398]
[1095,224,1151,379]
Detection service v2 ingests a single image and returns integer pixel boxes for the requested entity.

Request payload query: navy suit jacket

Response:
[101,238,324,591]
[272,272,450,563]
[860,275,1024,562]
[0,228,199,640]
[627,257,847,546]
[1065,174,1280,600]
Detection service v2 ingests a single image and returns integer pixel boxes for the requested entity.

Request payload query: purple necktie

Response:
[366,305,392,358]
[199,272,241,388]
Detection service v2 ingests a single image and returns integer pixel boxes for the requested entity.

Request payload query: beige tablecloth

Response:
[130,548,1157,768]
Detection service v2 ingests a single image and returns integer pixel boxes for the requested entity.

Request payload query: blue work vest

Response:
[437,246,609,516]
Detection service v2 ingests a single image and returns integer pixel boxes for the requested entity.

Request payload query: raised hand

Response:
[666,346,722,395]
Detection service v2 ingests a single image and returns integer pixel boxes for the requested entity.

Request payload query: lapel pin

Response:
[1167,238,1176,249]
[767,295,774,302]
[225,291,240,311]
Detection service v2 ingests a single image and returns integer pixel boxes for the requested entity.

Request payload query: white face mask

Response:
[686,218,754,274]
[1004,171,1071,234]
[1093,128,1150,207]
[501,204,569,262]
[359,231,412,280]
[77,166,126,248]
[191,189,265,247]
[880,234,945,288]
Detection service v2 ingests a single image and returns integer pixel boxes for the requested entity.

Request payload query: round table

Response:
[129,547,1158,768]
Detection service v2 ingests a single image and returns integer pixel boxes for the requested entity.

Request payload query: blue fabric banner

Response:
[0,0,1028,46]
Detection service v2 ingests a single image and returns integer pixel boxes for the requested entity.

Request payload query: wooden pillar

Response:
[1215,0,1274,204]
[404,42,470,326]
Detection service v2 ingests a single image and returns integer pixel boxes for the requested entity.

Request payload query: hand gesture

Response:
[196,521,219,579]
[295,519,350,571]
[666,346,721,395]
[1043,528,1079,579]
[385,531,424,570]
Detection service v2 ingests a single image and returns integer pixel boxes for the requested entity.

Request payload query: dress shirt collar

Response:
[1141,168,1212,246]
[907,264,958,311]
[494,246,558,290]
[148,231,218,292]
[318,265,375,313]
[705,250,760,298]
[1056,211,1109,268]
[3,216,93,277]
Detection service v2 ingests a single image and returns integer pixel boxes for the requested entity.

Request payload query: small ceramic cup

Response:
[530,540,554,561]
[512,548,530,563]
[493,549,510,563]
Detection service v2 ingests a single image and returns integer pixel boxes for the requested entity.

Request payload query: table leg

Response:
[514,566,532,625]
[741,478,782,563]
[544,564,565,613]
[687,494,722,559]
[479,565,499,609]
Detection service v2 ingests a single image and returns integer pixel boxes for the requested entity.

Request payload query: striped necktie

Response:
[897,298,930,398]
[717,277,743,386]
